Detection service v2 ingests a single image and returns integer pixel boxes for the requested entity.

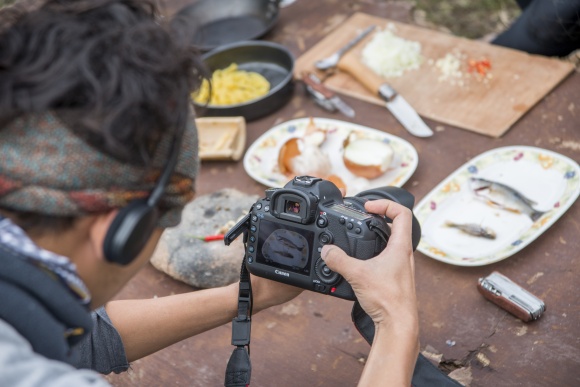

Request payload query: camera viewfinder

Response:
[285,200,301,214]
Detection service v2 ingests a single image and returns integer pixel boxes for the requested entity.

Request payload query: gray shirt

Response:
[0,307,129,386]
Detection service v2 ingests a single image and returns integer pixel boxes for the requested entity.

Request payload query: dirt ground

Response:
[1,0,576,66]
[412,0,521,39]
[0,0,525,39]
[0,0,522,37]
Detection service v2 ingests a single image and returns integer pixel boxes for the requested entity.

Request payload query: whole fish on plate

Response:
[445,221,497,239]
[469,177,545,221]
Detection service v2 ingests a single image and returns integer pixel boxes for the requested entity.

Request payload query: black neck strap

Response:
[225,248,253,387]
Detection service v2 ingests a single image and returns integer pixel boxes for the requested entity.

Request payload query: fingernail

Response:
[321,245,331,260]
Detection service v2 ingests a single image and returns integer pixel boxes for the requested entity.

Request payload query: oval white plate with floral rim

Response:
[243,117,418,195]
[415,146,580,266]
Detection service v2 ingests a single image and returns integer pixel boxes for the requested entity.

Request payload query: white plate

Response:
[415,146,580,266]
[243,117,418,195]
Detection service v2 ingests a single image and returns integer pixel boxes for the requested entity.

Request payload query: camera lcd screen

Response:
[330,204,372,221]
[256,219,314,276]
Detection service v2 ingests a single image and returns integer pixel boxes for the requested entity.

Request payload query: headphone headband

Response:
[103,114,190,265]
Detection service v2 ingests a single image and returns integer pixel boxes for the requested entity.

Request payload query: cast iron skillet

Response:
[194,41,295,122]
[173,0,281,52]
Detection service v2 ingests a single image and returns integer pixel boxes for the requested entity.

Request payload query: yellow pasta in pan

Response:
[193,63,270,106]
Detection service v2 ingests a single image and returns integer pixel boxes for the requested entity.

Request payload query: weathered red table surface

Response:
[107,1,580,386]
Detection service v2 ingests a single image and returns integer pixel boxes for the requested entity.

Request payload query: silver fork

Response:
[314,25,376,70]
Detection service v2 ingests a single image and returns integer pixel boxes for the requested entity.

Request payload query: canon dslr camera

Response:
[225,176,420,301]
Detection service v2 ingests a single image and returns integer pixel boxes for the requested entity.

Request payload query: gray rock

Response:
[150,189,258,288]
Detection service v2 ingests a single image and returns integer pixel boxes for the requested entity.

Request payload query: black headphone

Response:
[102,123,185,266]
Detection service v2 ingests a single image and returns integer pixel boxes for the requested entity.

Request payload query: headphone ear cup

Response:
[103,199,159,265]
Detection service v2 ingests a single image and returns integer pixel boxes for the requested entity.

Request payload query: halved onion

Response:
[278,137,301,174]
[277,118,329,175]
[343,137,393,179]
[327,174,346,191]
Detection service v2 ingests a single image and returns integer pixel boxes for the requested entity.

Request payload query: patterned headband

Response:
[0,111,198,228]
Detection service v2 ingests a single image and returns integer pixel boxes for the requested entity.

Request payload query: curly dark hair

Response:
[0,0,207,165]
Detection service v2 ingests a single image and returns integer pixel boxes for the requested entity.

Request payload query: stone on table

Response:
[150,189,258,288]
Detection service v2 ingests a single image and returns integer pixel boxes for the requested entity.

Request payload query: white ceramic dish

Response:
[243,117,418,195]
[415,146,580,266]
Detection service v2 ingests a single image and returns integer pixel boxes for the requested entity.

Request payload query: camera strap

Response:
[351,300,462,387]
[224,260,253,387]
[368,217,390,245]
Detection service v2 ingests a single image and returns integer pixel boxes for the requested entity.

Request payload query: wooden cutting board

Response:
[294,12,574,137]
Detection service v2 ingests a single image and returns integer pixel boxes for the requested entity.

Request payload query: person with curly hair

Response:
[0,1,421,386]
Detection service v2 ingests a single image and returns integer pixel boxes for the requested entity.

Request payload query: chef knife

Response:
[337,55,434,137]
[378,84,433,137]
[302,72,355,118]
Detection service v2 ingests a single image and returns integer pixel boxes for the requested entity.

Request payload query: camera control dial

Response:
[318,232,332,244]
[314,258,340,285]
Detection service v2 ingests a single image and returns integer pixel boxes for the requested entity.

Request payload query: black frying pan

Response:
[173,0,282,52]
[193,41,295,121]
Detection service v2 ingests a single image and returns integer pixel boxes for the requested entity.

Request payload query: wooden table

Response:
[107,1,580,386]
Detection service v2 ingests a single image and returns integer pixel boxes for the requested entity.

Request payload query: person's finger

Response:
[339,187,346,197]
[365,200,413,247]
[321,245,358,277]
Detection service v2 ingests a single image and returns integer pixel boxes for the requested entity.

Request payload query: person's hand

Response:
[250,275,304,313]
[321,199,418,328]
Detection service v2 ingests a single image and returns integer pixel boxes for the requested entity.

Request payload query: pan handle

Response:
[267,0,282,17]
[269,0,282,8]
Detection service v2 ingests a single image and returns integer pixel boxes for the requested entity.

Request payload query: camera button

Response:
[248,246,255,253]
[247,256,253,263]
[319,233,332,244]
[251,215,258,222]
[264,205,270,212]
[250,225,257,232]
[249,236,256,243]
[339,218,345,225]
[355,227,362,234]
[256,203,262,210]
[315,258,340,284]
[314,284,327,293]
[346,222,353,230]
[317,217,328,227]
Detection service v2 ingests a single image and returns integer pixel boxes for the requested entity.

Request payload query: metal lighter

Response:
[477,271,546,322]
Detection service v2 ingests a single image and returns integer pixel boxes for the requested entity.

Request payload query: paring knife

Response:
[302,72,355,118]
[338,56,434,137]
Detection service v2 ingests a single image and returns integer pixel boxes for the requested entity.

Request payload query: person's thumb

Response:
[321,245,353,277]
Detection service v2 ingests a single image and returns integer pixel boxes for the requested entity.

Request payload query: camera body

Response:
[226,176,420,301]
[247,176,388,301]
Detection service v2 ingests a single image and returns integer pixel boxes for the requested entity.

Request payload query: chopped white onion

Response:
[361,26,423,78]
[434,52,465,86]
